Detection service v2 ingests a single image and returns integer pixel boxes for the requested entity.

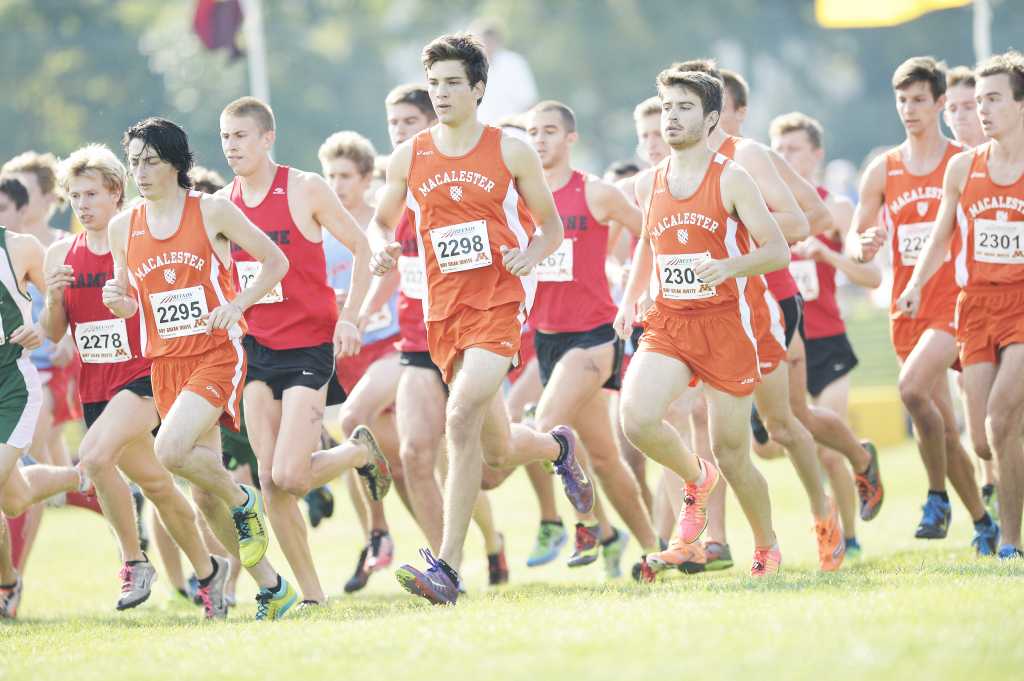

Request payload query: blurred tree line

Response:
[1,0,1021,188]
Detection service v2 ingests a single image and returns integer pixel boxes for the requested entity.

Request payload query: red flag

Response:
[194,0,244,59]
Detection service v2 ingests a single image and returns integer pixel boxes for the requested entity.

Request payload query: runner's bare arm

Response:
[769,149,834,236]
[895,151,971,316]
[735,141,809,243]
[6,233,47,350]
[588,178,642,238]
[614,170,655,339]
[794,238,881,289]
[102,211,140,319]
[39,239,74,341]
[847,155,887,261]
[358,269,400,329]
[501,136,563,275]
[697,163,789,285]
[368,143,413,276]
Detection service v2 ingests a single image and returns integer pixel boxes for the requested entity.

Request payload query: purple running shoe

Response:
[395,549,459,605]
[551,426,594,514]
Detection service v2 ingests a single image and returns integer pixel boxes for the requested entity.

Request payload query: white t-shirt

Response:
[477,49,538,124]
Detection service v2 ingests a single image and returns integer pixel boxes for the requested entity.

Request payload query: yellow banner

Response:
[816,0,971,28]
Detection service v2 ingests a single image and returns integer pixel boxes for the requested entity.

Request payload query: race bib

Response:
[789,259,819,302]
[235,260,284,304]
[74,318,131,364]
[535,239,574,282]
[429,220,492,274]
[898,222,933,266]
[149,286,209,340]
[364,304,394,333]
[974,218,1024,265]
[657,252,715,300]
[398,256,426,300]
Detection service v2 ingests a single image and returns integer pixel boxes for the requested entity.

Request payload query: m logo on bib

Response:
[164,268,177,284]
[917,202,928,217]
[449,186,463,202]
[677,229,689,245]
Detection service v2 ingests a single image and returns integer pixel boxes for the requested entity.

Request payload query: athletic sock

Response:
[270,576,283,594]
[0,581,16,589]
[928,490,950,502]
[553,432,569,466]
[197,557,219,588]
[541,519,564,527]
[974,512,994,527]
[600,528,619,547]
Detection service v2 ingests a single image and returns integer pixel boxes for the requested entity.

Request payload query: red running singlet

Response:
[792,187,844,340]
[395,209,429,353]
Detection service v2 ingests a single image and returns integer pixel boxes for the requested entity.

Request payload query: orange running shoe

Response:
[678,458,720,545]
[750,544,781,577]
[815,497,845,572]
[646,538,707,574]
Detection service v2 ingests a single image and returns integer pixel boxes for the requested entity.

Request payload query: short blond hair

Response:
[633,96,661,122]
[318,131,377,177]
[769,112,824,150]
[58,144,127,207]
[222,96,276,133]
[2,150,60,196]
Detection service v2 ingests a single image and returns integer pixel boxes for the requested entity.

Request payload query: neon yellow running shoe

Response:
[255,577,298,621]
[232,484,269,568]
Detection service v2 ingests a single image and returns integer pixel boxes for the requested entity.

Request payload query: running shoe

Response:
[0,575,22,619]
[972,518,1000,557]
[526,520,568,567]
[116,557,157,610]
[678,458,720,545]
[704,541,734,571]
[395,548,460,605]
[551,426,594,514]
[567,523,600,567]
[646,538,706,574]
[488,534,509,586]
[601,527,630,579]
[232,484,269,568]
[366,529,394,571]
[296,600,325,613]
[997,545,1023,560]
[631,558,656,584]
[844,537,863,561]
[255,577,298,621]
[304,485,335,529]
[352,425,392,501]
[815,498,845,572]
[132,486,149,553]
[854,441,884,521]
[750,544,782,577]
[187,573,202,606]
[982,483,999,521]
[195,555,230,619]
[344,546,371,593]
[915,493,951,539]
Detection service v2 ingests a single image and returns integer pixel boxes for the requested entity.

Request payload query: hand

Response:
[857,227,886,263]
[793,238,827,262]
[45,264,74,301]
[693,256,735,287]
[203,301,243,332]
[894,283,922,319]
[370,242,401,276]
[49,335,74,368]
[613,302,636,340]
[334,318,362,358]
[500,245,536,277]
[102,269,135,317]
[9,325,43,351]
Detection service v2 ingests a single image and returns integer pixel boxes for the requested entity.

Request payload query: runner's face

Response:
[976,73,1024,139]
[660,86,713,150]
[427,60,484,126]
[220,114,274,176]
[386,102,433,147]
[771,130,822,182]
[0,194,24,230]
[895,81,943,136]
[527,109,574,170]
[944,83,985,146]
[322,157,371,211]
[126,138,178,201]
[636,113,669,165]
[9,172,54,225]
[67,171,120,231]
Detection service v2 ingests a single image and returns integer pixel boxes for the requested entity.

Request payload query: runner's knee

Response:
[897,374,929,413]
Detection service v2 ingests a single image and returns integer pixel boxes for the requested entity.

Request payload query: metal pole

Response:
[240,0,270,104]
[973,0,992,63]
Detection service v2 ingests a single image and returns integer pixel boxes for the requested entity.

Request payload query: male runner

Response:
[853,57,995,553]
[42,143,229,615]
[218,97,389,607]
[896,50,1024,558]
[103,117,297,619]
[770,112,884,558]
[617,68,787,578]
[368,34,591,604]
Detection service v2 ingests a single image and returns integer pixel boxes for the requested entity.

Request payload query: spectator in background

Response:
[469,18,538,124]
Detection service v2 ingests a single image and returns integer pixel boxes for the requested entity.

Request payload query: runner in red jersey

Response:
[218,98,390,607]
[368,34,590,605]
[857,58,993,551]
[898,51,1024,558]
[104,117,299,619]
[41,144,229,616]
[617,69,790,578]
[520,100,658,576]
[771,112,885,560]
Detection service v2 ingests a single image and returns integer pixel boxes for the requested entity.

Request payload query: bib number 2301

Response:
[658,252,715,300]
[429,220,492,274]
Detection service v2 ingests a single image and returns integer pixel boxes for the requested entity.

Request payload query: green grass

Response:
[842,298,901,389]
[2,442,1021,681]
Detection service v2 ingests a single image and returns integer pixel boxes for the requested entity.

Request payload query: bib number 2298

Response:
[430,220,492,274]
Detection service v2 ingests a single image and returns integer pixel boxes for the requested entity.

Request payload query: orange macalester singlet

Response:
[405,125,537,381]
[639,154,761,397]
[125,191,246,427]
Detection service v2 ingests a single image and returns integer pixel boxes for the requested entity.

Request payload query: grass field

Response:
[2,439,1021,681]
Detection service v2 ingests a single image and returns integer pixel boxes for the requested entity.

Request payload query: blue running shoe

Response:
[395,549,459,605]
[844,537,863,562]
[914,493,951,539]
[526,520,568,567]
[997,545,1023,560]
[550,426,594,514]
[972,517,1000,557]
